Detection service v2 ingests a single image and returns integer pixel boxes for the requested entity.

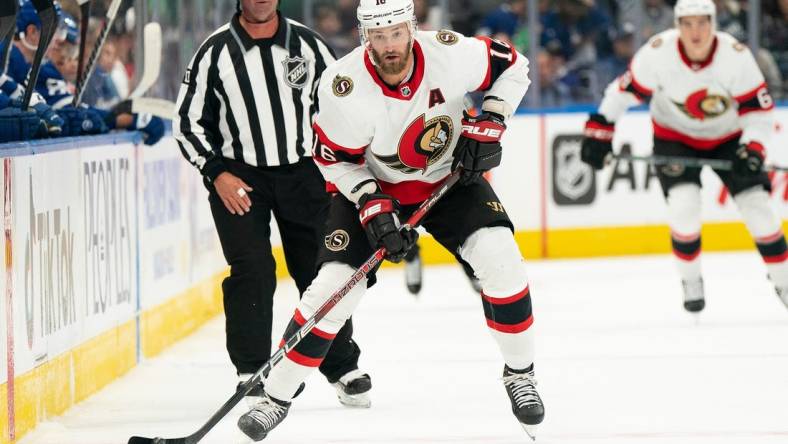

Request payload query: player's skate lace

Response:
[238,395,290,441]
[248,399,286,426]
[502,371,541,409]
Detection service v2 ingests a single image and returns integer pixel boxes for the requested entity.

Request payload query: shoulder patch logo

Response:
[325,230,350,252]
[733,42,746,52]
[183,69,191,84]
[282,56,309,89]
[332,75,354,97]
[436,30,459,46]
[650,37,663,48]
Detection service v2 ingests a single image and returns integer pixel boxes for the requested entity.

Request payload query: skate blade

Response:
[337,392,371,409]
[521,423,537,441]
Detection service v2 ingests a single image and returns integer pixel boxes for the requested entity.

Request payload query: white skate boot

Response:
[682,278,705,313]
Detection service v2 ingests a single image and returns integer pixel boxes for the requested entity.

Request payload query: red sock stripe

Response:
[673,248,700,262]
[482,286,530,305]
[757,230,784,244]
[285,349,325,367]
[763,251,788,264]
[293,309,336,340]
[671,231,700,242]
[487,315,534,334]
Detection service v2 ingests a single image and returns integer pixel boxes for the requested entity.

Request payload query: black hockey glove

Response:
[581,113,615,170]
[358,193,418,263]
[733,142,765,177]
[452,111,505,184]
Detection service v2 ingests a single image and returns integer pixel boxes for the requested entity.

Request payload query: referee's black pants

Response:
[208,158,361,383]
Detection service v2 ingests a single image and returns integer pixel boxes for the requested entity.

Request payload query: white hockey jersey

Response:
[312,30,530,205]
[598,29,775,151]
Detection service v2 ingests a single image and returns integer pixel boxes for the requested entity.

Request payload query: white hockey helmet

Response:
[674,0,716,26]
[357,0,416,45]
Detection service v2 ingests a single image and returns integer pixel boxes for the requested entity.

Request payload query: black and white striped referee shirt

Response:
[174,13,336,180]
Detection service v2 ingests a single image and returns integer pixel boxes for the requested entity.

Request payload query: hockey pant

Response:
[264,226,535,402]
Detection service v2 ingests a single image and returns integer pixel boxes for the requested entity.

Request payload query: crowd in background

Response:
[306,0,788,108]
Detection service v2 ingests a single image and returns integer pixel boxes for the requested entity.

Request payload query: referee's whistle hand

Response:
[214,172,254,216]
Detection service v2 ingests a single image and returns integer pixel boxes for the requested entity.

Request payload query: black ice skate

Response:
[682,278,705,313]
[404,247,422,295]
[237,394,290,441]
[503,365,544,441]
[332,369,372,408]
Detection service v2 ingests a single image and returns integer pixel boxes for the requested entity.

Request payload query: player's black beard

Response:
[371,43,413,76]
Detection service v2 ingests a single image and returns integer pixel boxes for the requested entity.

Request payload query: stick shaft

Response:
[614,154,788,173]
[73,0,122,106]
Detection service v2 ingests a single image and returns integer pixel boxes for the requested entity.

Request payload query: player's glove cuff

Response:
[734,142,765,176]
[583,113,614,142]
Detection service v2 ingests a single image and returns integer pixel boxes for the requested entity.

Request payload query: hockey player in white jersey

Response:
[237,0,544,440]
[581,0,787,313]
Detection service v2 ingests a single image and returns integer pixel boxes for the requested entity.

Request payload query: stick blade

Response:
[128,436,188,444]
[129,22,162,98]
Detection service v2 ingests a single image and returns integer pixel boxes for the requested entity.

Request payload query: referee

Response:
[174,0,372,408]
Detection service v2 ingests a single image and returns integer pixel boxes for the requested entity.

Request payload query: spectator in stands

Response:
[762,0,788,97]
[450,0,484,36]
[314,6,354,58]
[540,0,611,66]
[476,0,527,45]
[413,0,445,31]
[537,42,573,108]
[336,0,358,35]
[594,22,636,99]
[621,0,674,40]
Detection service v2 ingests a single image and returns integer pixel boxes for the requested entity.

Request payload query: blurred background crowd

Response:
[145,0,787,110]
[2,0,786,133]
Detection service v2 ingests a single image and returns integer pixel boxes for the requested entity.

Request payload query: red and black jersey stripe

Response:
[279,309,336,367]
[755,231,788,264]
[476,36,518,92]
[672,232,701,262]
[312,123,367,166]
[618,69,653,103]
[735,83,774,116]
[481,286,533,334]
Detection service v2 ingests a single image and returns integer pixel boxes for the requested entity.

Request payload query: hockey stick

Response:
[73,0,122,106]
[0,0,18,75]
[128,22,162,99]
[612,154,788,173]
[75,0,91,90]
[128,171,462,444]
[113,97,175,120]
[21,0,57,110]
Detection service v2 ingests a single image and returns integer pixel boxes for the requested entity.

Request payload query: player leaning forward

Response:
[582,0,788,312]
[237,0,545,441]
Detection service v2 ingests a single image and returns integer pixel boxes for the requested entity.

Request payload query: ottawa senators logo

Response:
[374,115,454,174]
[436,30,458,45]
[325,230,350,252]
[332,75,354,97]
[674,89,731,120]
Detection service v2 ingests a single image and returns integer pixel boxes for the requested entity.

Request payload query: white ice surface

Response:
[17,252,788,444]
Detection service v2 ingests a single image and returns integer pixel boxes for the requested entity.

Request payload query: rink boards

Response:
[1,107,787,443]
